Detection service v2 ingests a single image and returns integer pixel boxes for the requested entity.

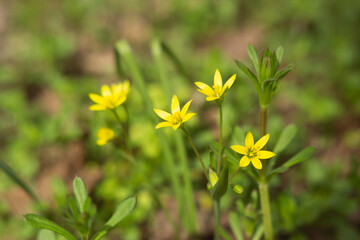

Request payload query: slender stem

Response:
[213,199,221,240]
[217,104,223,175]
[259,182,273,240]
[258,106,274,240]
[229,167,241,182]
[182,127,209,181]
[111,108,129,151]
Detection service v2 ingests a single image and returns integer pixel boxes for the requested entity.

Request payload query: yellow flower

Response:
[195,69,236,103]
[89,81,130,111]
[231,132,276,169]
[96,127,115,145]
[154,95,196,130]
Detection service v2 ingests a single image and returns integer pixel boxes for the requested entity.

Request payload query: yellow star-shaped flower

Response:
[154,95,196,130]
[89,81,130,111]
[96,127,115,145]
[231,132,276,169]
[195,69,236,103]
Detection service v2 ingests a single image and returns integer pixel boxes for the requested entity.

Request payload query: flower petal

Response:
[254,134,270,151]
[231,145,247,155]
[171,95,180,114]
[101,85,111,97]
[89,104,107,111]
[172,123,181,130]
[239,156,250,167]
[154,108,172,121]
[223,74,236,90]
[206,96,218,101]
[245,132,254,148]
[155,121,174,129]
[180,99,192,116]
[96,139,107,145]
[89,94,106,105]
[195,81,211,90]
[114,96,126,106]
[182,113,196,122]
[257,150,276,159]
[251,157,262,169]
[214,69,222,87]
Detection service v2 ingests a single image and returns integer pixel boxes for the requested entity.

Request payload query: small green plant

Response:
[24,177,136,240]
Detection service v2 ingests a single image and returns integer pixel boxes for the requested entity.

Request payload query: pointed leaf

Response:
[37,230,56,240]
[275,63,294,80]
[91,197,136,240]
[268,147,315,180]
[276,46,284,63]
[235,60,261,95]
[273,124,297,154]
[73,177,88,213]
[210,166,228,201]
[247,44,259,74]
[0,159,38,201]
[25,214,77,240]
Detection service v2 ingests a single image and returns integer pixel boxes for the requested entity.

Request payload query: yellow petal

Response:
[251,157,262,169]
[245,132,254,148]
[154,109,172,121]
[223,74,236,90]
[182,113,196,122]
[171,95,180,114]
[89,104,107,111]
[180,99,192,116]
[239,156,250,167]
[101,85,111,97]
[172,123,181,130]
[254,134,270,151]
[206,96,218,101]
[209,168,218,187]
[155,121,174,129]
[198,87,215,97]
[214,69,222,87]
[89,94,106,105]
[114,96,126,106]
[195,81,211,90]
[231,145,247,155]
[96,139,107,145]
[257,150,276,159]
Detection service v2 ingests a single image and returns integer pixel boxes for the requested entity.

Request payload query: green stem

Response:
[213,199,221,240]
[259,106,274,240]
[229,167,240,182]
[182,127,209,181]
[217,104,223,175]
[259,181,273,240]
[111,109,128,151]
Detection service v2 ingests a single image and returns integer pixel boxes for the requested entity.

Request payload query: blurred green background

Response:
[0,0,359,239]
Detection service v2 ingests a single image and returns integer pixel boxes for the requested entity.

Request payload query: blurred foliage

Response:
[0,0,359,239]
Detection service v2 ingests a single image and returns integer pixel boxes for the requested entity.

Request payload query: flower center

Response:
[172,112,182,124]
[213,85,222,98]
[247,148,257,158]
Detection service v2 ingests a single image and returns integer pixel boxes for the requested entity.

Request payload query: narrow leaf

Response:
[276,46,284,63]
[247,44,259,74]
[73,177,88,213]
[210,166,228,201]
[275,63,294,80]
[217,225,233,240]
[273,124,297,154]
[91,197,136,240]
[25,214,77,240]
[0,159,38,201]
[268,147,315,180]
[235,60,261,95]
[37,230,56,240]
[229,212,244,240]
[252,224,264,240]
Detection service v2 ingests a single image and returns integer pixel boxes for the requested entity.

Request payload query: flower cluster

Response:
[96,127,115,145]
[89,81,130,111]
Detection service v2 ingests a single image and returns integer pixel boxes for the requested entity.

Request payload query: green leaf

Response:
[210,166,228,201]
[235,60,261,96]
[268,147,315,180]
[0,159,38,201]
[91,197,137,240]
[252,224,264,240]
[275,46,284,63]
[73,177,88,213]
[247,44,259,74]
[37,230,56,240]
[229,212,244,240]
[25,214,77,240]
[67,196,80,222]
[273,124,297,154]
[217,225,233,240]
[275,63,294,80]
